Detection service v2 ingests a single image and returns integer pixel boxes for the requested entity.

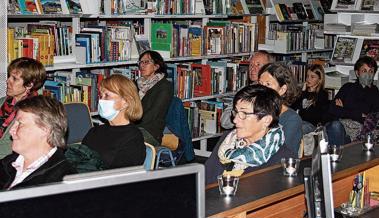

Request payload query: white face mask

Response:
[98,99,119,121]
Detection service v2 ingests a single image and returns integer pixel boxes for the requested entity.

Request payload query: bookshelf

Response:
[325,0,379,79]
[257,0,334,84]
[4,0,263,157]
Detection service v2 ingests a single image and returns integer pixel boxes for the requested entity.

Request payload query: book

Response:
[18,0,39,14]
[309,0,324,20]
[360,39,379,62]
[358,0,376,10]
[229,0,248,15]
[65,0,82,13]
[151,22,173,58]
[40,0,63,14]
[188,25,203,56]
[325,70,349,89]
[331,36,358,63]
[278,4,292,21]
[245,0,264,14]
[192,64,212,97]
[332,0,357,10]
[134,34,150,55]
[292,3,308,20]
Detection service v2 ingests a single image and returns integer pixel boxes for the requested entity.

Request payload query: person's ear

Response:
[262,115,273,128]
[278,84,287,96]
[154,64,160,72]
[25,82,33,91]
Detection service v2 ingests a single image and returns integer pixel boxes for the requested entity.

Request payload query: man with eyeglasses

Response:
[221,51,274,129]
[325,56,379,146]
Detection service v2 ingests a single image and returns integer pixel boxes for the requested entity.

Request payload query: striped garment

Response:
[218,126,285,171]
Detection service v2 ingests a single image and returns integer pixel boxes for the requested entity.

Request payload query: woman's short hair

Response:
[100,74,143,122]
[258,62,300,106]
[15,95,67,148]
[7,57,47,91]
[354,56,378,73]
[139,50,167,76]
[307,64,325,92]
[233,84,282,128]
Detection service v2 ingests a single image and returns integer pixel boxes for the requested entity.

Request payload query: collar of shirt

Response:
[9,147,57,189]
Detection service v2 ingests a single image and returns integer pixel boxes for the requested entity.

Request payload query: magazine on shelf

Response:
[331,0,358,10]
[360,39,379,62]
[331,36,358,63]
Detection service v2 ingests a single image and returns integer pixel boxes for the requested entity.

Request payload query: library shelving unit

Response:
[325,2,379,79]
[257,0,333,84]
[4,1,262,157]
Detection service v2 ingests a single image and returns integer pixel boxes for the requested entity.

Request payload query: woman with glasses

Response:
[258,62,302,155]
[205,84,291,184]
[135,50,173,146]
[325,56,379,146]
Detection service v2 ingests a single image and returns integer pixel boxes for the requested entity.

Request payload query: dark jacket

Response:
[165,96,195,162]
[327,81,379,123]
[292,90,330,126]
[0,149,77,190]
[137,78,173,144]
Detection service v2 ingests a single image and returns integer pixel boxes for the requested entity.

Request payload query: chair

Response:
[64,102,93,145]
[144,142,156,170]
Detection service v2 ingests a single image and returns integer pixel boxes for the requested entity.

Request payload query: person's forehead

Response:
[251,54,269,63]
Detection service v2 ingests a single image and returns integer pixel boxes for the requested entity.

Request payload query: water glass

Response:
[363,132,375,151]
[329,144,343,162]
[281,158,300,176]
[217,175,239,197]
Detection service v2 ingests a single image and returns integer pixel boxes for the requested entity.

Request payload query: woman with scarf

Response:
[0,57,47,159]
[135,50,173,146]
[326,56,379,146]
[205,84,288,184]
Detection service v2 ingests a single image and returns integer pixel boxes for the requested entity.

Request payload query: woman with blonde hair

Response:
[293,64,329,134]
[82,74,146,169]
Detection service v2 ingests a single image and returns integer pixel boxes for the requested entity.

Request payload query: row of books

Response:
[331,0,379,11]
[7,22,68,65]
[331,36,379,64]
[272,0,324,22]
[151,20,256,58]
[8,0,82,15]
[184,99,230,138]
[166,61,248,99]
[267,23,326,52]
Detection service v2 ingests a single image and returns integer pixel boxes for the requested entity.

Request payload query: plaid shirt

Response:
[9,147,57,189]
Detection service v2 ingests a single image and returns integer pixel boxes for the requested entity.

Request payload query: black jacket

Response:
[0,149,77,190]
[136,78,173,144]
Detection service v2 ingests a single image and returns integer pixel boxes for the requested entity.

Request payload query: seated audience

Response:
[292,64,329,134]
[82,74,146,169]
[326,56,379,146]
[0,96,76,190]
[221,50,274,129]
[206,84,290,184]
[258,63,303,155]
[0,57,47,159]
[135,50,173,146]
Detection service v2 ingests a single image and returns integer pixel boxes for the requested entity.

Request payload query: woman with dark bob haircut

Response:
[258,62,302,155]
[135,50,173,146]
[205,84,288,184]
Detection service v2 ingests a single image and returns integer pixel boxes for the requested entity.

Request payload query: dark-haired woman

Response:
[135,50,173,146]
[293,64,329,134]
[258,63,303,155]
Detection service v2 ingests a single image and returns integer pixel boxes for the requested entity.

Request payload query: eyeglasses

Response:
[232,109,256,120]
[138,59,154,66]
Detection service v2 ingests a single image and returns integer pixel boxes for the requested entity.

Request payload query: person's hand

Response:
[335,98,343,107]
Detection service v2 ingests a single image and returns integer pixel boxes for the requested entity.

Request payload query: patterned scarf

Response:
[0,91,38,138]
[218,126,285,171]
[136,73,164,99]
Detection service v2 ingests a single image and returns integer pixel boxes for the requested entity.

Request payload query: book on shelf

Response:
[204,26,225,55]
[245,0,265,15]
[292,2,308,20]
[228,0,249,15]
[40,0,63,14]
[134,34,151,55]
[188,25,203,56]
[360,38,379,62]
[192,64,212,97]
[320,0,333,13]
[151,22,173,59]
[17,0,40,14]
[61,0,82,14]
[331,0,358,10]
[8,0,21,14]
[310,0,325,20]
[331,36,358,63]
[355,0,379,10]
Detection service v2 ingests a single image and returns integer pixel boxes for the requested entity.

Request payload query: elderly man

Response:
[0,95,76,190]
[221,51,274,129]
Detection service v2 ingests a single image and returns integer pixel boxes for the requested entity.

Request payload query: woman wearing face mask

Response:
[326,56,379,146]
[135,50,173,147]
[292,64,329,134]
[82,74,146,169]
